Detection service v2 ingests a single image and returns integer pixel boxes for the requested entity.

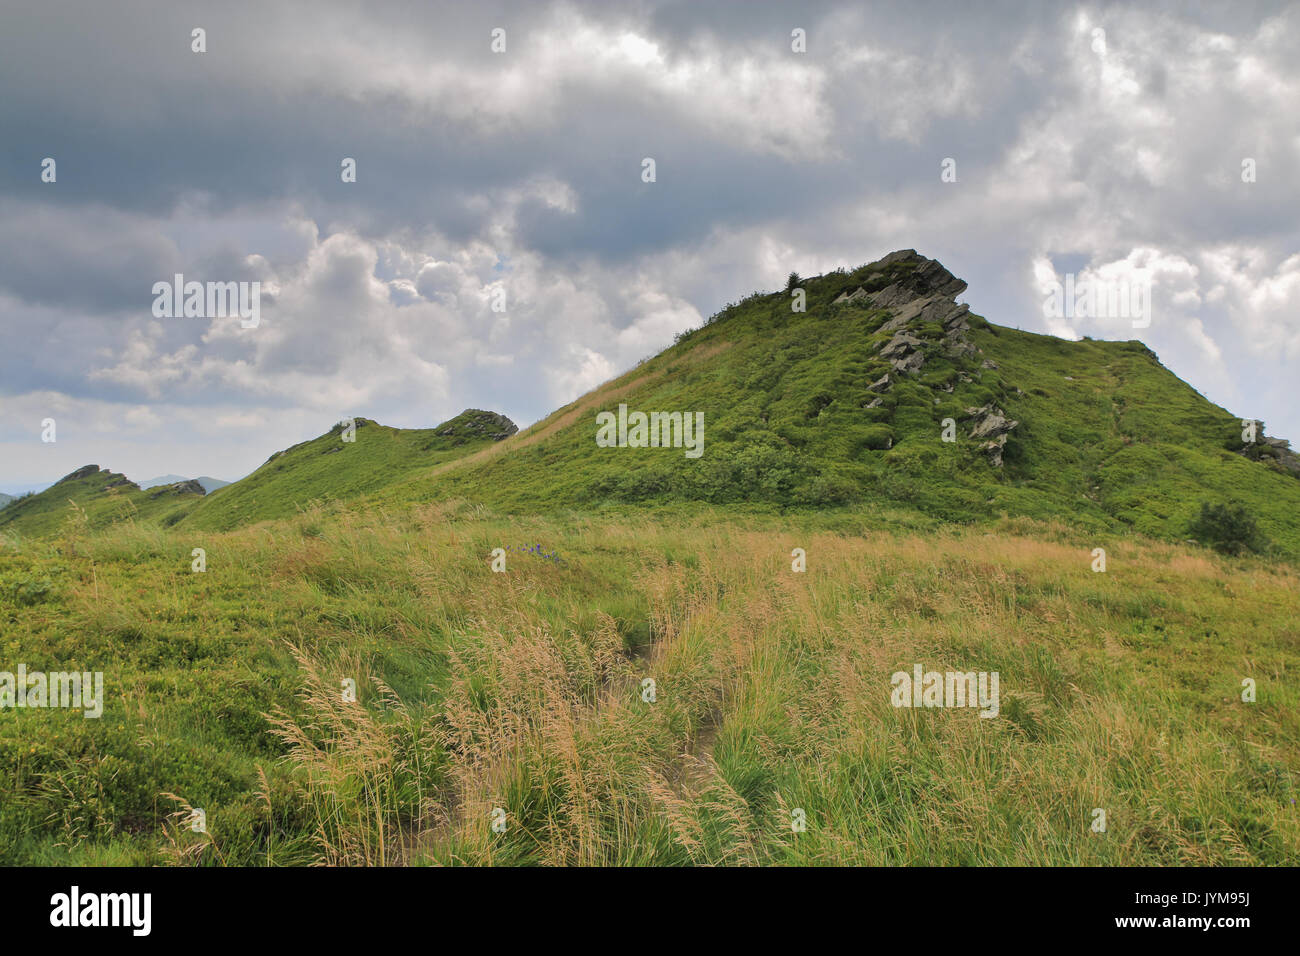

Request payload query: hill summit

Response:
[372,249,1300,558]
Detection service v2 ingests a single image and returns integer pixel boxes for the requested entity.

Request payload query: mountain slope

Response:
[0,493,13,509]
[0,466,203,538]
[379,250,1300,557]
[178,409,517,531]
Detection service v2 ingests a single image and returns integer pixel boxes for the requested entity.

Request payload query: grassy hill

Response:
[0,466,203,539]
[0,410,518,540]
[139,475,232,494]
[378,251,1300,558]
[178,410,518,532]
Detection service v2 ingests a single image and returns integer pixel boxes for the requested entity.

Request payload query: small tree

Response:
[1189,501,1262,555]
[786,271,801,292]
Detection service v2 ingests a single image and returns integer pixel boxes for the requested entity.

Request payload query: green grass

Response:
[0,467,201,540]
[178,411,514,532]
[1,503,1296,865]
[0,410,515,541]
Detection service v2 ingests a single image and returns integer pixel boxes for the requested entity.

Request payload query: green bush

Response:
[1189,502,1263,555]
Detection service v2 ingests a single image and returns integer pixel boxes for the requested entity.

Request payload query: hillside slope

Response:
[0,466,203,538]
[382,250,1300,557]
[0,411,518,539]
[177,409,517,531]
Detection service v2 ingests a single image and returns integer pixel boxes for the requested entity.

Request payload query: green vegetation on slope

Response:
[0,410,519,541]
[1,504,1296,864]
[377,253,1300,558]
[0,466,202,540]
[2,252,1297,867]
[179,410,517,532]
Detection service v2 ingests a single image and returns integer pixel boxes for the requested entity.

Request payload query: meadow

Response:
[3,498,1296,865]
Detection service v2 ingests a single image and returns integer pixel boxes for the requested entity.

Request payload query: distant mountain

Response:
[137,474,189,489]
[0,493,14,509]
[138,474,231,493]
[0,410,516,538]
[195,476,232,493]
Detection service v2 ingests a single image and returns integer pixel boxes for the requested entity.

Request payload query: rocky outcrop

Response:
[149,479,205,499]
[879,331,924,359]
[832,287,871,305]
[965,404,1019,467]
[59,465,101,483]
[843,250,1020,466]
[438,409,519,442]
[1238,425,1300,478]
[857,251,985,385]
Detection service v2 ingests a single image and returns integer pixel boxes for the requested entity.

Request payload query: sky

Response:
[2,0,1298,494]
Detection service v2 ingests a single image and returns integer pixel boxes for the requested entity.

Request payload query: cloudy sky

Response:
[2,0,1298,493]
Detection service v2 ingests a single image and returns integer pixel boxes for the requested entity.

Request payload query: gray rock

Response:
[868,373,893,393]
[149,479,205,498]
[868,282,914,311]
[943,338,978,360]
[965,404,1019,442]
[891,351,926,375]
[942,303,971,328]
[981,435,1010,467]
[879,331,924,358]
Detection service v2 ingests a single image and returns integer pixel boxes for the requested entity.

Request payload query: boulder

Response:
[879,331,924,359]
[891,351,926,375]
[981,435,1010,467]
[965,404,1019,442]
[943,339,978,360]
